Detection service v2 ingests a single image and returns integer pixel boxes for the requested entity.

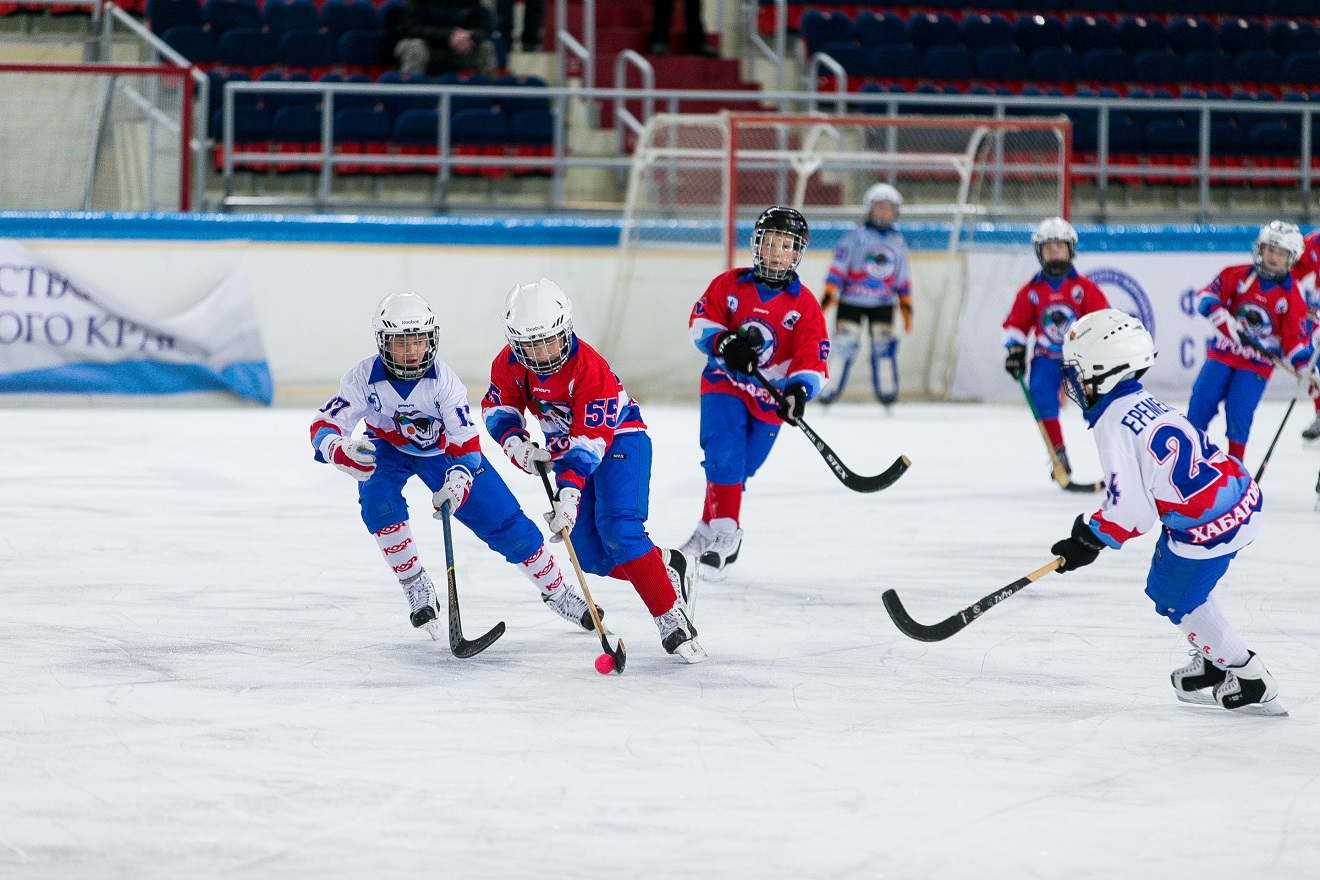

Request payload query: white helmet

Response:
[1032,216,1078,277]
[1061,308,1156,408]
[373,292,438,380]
[504,278,574,374]
[1252,219,1304,281]
[864,182,903,209]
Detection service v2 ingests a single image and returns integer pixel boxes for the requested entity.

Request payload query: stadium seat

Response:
[450,108,508,177]
[1285,53,1320,88]
[1116,17,1166,54]
[146,0,202,37]
[1250,120,1301,157]
[494,73,550,116]
[254,69,314,113]
[962,14,1013,54]
[906,13,960,52]
[162,25,218,65]
[1013,16,1067,56]
[392,108,440,173]
[217,27,276,70]
[818,41,870,78]
[868,45,924,80]
[1029,47,1081,83]
[1270,21,1320,58]
[924,45,975,81]
[1083,48,1134,83]
[508,110,554,176]
[1167,17,1217,55]
[210,104,271,169]
[1218,18,1269,56]
[263,0,317,37]
[1065,16,1117,56]
[1234,51,1285,85]
[976,45,1029,82]
[317,70,373,109]
[435,73,495,115]
[854,11,905,49]
[202,0,261,37]
[321,0,378,38]
[1134,50,1183,85]
[278,29,335,73]
[1183,50,1233,85]
[374,71,436,118]
[269,104,323,171]
[799,10,852,57]
[336,30,389,71]
[205,68,252,114]
[333,105,393,174]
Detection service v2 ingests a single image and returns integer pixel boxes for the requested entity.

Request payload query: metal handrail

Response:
[743,0,786,95]
[806,52,847,115]
[613,50,654,156]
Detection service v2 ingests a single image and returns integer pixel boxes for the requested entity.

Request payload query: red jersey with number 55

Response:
[483,338,645,491]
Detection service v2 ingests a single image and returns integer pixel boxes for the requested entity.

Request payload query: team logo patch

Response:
[819,339,830,360]
[782,310,800,329]
[1071,285,1085,304]
[694,298,707,316]
[865,248,897,283]
[1040,303,1079,345]
[741,317,777,367]
[367,391,382,414]
[1105,473,1121,506]
[395,407,443,450]
[1236,302,1273,338]
[727,295,739,312]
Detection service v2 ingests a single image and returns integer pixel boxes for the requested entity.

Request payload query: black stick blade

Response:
[600,634,627,674]
[848,454,912,493]
[1063,479,1105,493]
[882,589,966,642]
[452,621,506,659]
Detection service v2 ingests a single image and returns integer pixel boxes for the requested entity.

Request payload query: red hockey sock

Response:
[619,547,677,616]
[607,565,628,580]
[702,482,742,526]
[1042,418,1065,450]
[1228,440,1246,462]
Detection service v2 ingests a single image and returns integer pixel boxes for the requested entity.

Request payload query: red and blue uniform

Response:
[1187,264,1311,460]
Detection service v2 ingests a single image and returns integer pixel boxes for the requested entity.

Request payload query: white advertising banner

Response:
[0,240,272,404]
[949,250,1303,403]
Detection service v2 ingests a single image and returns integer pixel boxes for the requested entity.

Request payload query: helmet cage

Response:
[376,327,438,381]
[1252,220,1303,281]
[508,324,574,374]
[1032,217,1078,277]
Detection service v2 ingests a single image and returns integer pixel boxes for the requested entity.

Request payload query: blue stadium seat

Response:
[206,68,252,114]
[818,41,870,77]
[1082,48,1134,83]
[263,0,318,36]
[924,45,975,81]
[509,110,552,147]
[375,71,436,117]
[906,13,960,52]
[799,10,852,56]
[336,30,388,69]
[277,28,336,71]
[1218,18,1269,56]
[147,0,202,37]
[255,69,314,112]
[975,45,1029,82]
[451,108,507,145]
[1013,16,1067,56]
[1116,17,1166,54]
[209,104,269,144]
[1285,53,1320,87]
[1270,21,1320,58]
[217,27,276,68]
[380,0,405,44]
[854,11,905,49]
[269,104,323,162]
[856,81,904,115]
[435,73,495,115]
[162,25,218,64]
[1065,16,1117,55]
[203,0,261,36]
[868,45,924,80]
[494,73,549,116]
[962,14,1013,53]
[1234,50,1285,85]
[393,108,439,146]
[1183,49,1233,84]
[1250,120,1300,157]
[321,0,378,38]
[317,70,373,109]
[1029,47,1081,83]
[1134,50,1183,84]
[334,105,392,144]
[1167,17,1217,55]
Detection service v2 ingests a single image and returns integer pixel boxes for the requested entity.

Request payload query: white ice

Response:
[2,398,1317,879]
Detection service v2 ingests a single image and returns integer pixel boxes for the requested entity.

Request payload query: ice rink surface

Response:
[2,398,1318,879]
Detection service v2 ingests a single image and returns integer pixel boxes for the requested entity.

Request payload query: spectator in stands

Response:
[395,0,497,78]
[497,0,544,52]
[648,0,718,57]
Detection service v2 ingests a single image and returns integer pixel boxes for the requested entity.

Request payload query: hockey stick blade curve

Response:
[882,558,1063,642]
[1063,478,1105,493]
[439,501,506,659]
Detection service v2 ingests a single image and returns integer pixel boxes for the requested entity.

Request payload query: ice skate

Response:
[654,604,707,663]
[680,521,715,558]
[662,547,696,616]
[698,527,742,581]
[1214,652,1288,717]
[1171,651,1227,701]
[542,583,601,632]
[401,569,442,640]
[1301,414,1320,442]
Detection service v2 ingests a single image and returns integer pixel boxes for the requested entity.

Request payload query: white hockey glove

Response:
[542,486,581,541]
[432,465,474,516]
[326,436,376,481]
[503,435,551,474]
[1209,308,1243,344]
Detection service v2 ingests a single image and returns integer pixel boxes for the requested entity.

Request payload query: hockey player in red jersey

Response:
[1002,217,1109,480]
[683,206,829,579]
[483,279,705,663]
[1287,227,1320,442]
[1049,309,1286,716]
[311,293,598,639]
[1187,221,1313,463]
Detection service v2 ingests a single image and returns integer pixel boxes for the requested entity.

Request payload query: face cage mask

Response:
[511,327,573,374]
[1253,244,1294,282]
[751,229,806,284]
[1061,360,1091,409]
[1035,241,1076,279]
[378,329,438,380]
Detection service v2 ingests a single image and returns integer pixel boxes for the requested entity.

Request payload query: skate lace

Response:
[403,574,434,613]
[654,607,689,640]
[548,586,588,617]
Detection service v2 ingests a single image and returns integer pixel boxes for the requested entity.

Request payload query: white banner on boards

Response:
[0,240,272,404]
[948,250,1303,403]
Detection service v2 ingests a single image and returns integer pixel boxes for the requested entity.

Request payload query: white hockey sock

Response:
[1176,595,1251,669]
[518,543,566,596]
[373,521,421,582]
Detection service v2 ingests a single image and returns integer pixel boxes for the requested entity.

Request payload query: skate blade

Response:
[422,620,443,641]
[1175,689,1218,706]
[698,563,729,583]
[673,639,708,664]
[1176,689,1289,716]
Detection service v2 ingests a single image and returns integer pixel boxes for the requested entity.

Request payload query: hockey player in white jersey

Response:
[818,183,911,406]
[310,292,599,640]
[1047,309,1286,716]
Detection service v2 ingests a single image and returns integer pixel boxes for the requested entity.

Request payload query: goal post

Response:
[605,111,1071,399]
[0,63,194,212]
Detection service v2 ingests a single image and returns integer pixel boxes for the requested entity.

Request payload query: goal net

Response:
[603,111,1070,399]
[0,63,193,212]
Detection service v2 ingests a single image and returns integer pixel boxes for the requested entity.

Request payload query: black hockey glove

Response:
[776,383,808,426]
[1050,514,1106,573]
[1004,343,1027,380]
[714,328,763,375]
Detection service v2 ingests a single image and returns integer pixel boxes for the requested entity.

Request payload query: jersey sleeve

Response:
[824,232,855,294]
[555,356,624,491]
[1195,270,1229,318]
[1002,282,1037,347]
[310,367,370,463]
[481,350,531,447]
[785,292,830,399]
[434,370,482,470]
[690,274,732,356]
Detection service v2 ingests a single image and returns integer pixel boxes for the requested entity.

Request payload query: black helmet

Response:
[751,206,809,287]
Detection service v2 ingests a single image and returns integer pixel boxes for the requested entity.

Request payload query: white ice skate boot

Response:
[654,604,707,663]
[1213,652,1288,716]
[1171,651,1227,700]
[542,584,601,632]
[1301,414,1320,442]
[401,569,442,640]
[698,527,742,582]
[662,547,697,617]
[680,521,715,558]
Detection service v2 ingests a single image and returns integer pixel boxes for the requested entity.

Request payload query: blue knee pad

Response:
[1028,355,1063,420]
[1144,532,1236,624]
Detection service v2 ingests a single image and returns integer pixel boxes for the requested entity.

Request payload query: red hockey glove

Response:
[327,436,376,481]
[432,465,474,515]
